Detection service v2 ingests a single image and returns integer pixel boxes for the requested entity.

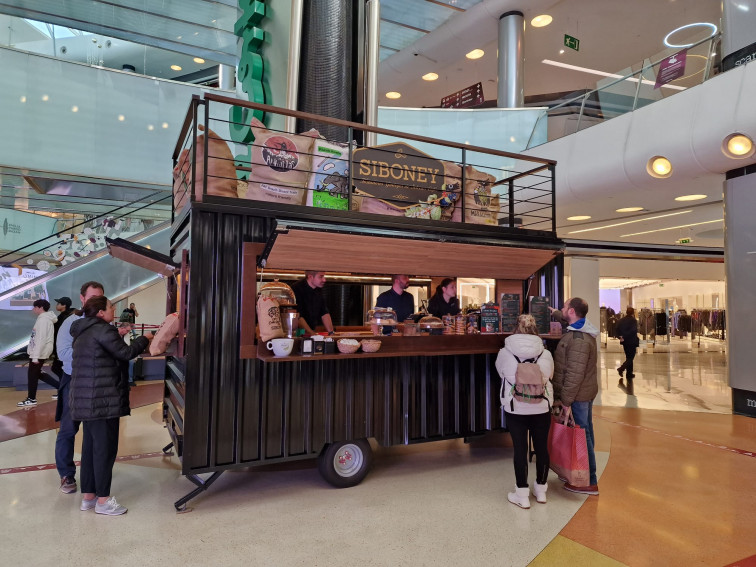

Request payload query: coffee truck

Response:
[109,94,563,511]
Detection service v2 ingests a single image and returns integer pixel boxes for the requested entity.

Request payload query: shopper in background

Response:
[552,297,600,495]
[615,307,639,381]
[51,297,75,381]
[495,314,554,509]
[17,299,59,407]
[71,295,152,516]
[427,278,461,318]
[55,281,112,495]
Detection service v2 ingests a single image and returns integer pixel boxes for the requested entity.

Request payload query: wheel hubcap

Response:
[332,443,364,477]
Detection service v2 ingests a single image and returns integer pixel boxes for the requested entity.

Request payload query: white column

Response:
[564,256,601,332]
[497,11,525,108]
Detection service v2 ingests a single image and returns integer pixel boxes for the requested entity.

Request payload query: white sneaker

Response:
[507,486,531,509]
[80,497,96,511]
[532,482,548,504]
[17,398,37,407]
[95,496,128,516]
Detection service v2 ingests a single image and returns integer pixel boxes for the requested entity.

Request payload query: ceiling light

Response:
[621,219,722,238]
[385,91,401,99]
[171,65,182,71]
[542,60,686,91]
[722,133,755,159]
[118,114,125,122]
[647,156,673,178]
[422,72,439,81]
[162,122,169,129]
[41,94,49,102]
[674,194,707,201]
[567,215,591,221]
[71,106,78,113]
[466,49,485,60]
[147,124,154,131]
[510,136,516,142]
[663,23,718,49]
[616,207,644,213]
[193,57,205,64]
[559,49,565,54]
[531,15,552,27]
[567,210,692,234]
[19,96,26,103]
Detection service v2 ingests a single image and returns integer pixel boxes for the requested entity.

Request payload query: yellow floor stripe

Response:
[530,535,627,567]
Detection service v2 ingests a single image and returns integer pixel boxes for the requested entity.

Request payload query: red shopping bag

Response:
[547,412,590,487]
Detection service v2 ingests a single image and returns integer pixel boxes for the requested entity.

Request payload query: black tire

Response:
[318,439,373,488]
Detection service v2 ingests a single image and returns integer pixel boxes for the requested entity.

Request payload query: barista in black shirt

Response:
[292,271,334,335]
[375,275,415,327]
[427,278,461,318]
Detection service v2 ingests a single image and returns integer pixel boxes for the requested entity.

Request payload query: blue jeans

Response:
[55,376,81,480]
[571,400,598,486]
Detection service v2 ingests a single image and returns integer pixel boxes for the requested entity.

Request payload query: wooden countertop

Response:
[256,333,564,362]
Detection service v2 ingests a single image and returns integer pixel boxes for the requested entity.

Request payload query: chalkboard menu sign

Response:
[500,293,520,333]
[480,303,500,334]
[529,296,551,335]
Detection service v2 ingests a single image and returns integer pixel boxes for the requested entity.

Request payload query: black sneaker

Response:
[60,476,77,494]
[17,397,37,407]
[617,367,624,378]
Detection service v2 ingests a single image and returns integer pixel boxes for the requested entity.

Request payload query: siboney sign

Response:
[351,142,445,205]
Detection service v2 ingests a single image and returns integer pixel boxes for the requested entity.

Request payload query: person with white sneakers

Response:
[495,314,554,509]
[18,299,59,407]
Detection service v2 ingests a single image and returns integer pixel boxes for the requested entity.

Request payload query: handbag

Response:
[547,409,590,487]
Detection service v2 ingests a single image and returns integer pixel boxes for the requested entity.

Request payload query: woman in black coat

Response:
[427,278,461,318]
[70,296,151,516]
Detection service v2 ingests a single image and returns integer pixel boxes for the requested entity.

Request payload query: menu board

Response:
[480,303,500,334]
[499,293,520,333]
[529,296,551,335]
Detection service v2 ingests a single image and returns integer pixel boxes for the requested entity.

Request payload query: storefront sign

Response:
[352,142,445,204]
[0,266,49,310]
[722,40,756,71]
[655,50,687,89]
[564,34,580,51]
[500,293,520,333]
[1,210,58,253]
[440,82,484,109]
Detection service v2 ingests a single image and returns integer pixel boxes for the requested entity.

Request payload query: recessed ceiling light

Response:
[567,210,692,234]
[722,133,755,159]
[466,49,485,60]
[171,65,182,71]
[531,15,552,27]
[147,124,154,131]
[162,122,169,129]
[616,207,644,213]
[19,96,26,103]
[385,91,401,99]
[674,194,707,201]
[567,215,591,221]
[647,156,673,178]
[559,49,565,54]
[422,72,438,81]
[510,136,516,142]
[663,22,718,49]
[41,94,49,102]
[71,106,79,113]
[193,57,205,64]
[118,114,125,121]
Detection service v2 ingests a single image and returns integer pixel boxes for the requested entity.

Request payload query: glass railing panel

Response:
[0,225,169,357]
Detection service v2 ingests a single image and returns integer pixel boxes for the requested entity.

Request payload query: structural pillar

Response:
[722,0,756,71]
[724,166,756,417]
[218,64,235,90]
[497,11,525,108]
[564,257,601,334]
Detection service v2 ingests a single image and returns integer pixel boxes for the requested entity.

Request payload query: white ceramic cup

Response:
[267,338,294,357]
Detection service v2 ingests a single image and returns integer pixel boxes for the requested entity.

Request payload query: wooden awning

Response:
[258,223,560,280]
[105,237,179,277]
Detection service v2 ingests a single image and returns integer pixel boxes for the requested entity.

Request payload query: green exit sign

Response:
[564,34,580,51]
[677,238,691,244]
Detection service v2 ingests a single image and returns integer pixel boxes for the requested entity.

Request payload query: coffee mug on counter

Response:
[267,338,294,357]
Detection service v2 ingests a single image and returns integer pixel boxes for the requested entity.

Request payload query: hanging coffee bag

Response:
[257,295,284,342]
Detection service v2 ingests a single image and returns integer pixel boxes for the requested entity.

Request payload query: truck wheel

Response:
[318,439,372,488]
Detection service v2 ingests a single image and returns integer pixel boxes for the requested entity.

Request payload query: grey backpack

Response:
[509,353,546,410]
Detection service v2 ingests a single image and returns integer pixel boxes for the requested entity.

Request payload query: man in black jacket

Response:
[616,307,640,380]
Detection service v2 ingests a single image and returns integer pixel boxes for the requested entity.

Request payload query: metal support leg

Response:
[174,471,224,512]
[162,442,174,454]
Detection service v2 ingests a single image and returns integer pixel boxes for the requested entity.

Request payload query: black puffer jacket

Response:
[70,317,149,421]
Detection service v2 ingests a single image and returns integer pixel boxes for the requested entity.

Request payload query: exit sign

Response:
[564,34,580,51]
[677,237,692,244]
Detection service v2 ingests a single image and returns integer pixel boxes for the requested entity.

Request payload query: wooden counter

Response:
[256,333,563,362]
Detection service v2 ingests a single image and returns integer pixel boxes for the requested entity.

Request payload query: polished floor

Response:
[2,340,755,567]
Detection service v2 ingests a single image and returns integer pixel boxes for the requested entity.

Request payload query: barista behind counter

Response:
[375,275,415,334]
[427,278,461,318]
[292,271,335,335]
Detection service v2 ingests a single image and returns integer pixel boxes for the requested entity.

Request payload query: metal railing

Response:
[526,33,721,149]
[172,94,558,235]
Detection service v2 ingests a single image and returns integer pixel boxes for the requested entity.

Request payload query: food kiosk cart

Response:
[116,95,564,510]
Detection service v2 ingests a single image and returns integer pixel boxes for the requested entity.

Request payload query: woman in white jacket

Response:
[18,299,59,406]
[495,314,554,509]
